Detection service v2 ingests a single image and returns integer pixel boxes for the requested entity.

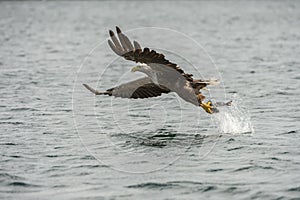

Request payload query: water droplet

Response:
[212,94,254,134]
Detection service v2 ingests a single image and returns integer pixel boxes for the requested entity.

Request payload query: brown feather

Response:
[129,83,170,99]
[107,27,195,83]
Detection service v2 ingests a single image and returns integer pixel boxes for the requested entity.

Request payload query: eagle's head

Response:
[131,63,159,85]
[131,63,151,73]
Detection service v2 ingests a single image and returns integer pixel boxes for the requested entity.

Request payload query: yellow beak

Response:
[131,66,139,72]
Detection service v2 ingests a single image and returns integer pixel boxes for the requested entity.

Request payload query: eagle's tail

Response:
[199,78,219,85]
[193,78,219,91]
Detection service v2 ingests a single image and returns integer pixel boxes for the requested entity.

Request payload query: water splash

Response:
[212,94,254,134]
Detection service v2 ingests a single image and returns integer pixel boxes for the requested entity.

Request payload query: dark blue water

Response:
[1,1,300,199]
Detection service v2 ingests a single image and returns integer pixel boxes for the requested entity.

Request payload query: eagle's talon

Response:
[200,101,219,114]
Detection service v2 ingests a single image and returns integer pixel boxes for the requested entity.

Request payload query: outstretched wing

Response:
[83,77,170,99]
[108,26,193,81]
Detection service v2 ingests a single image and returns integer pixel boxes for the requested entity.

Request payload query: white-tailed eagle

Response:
[83,26,223,114]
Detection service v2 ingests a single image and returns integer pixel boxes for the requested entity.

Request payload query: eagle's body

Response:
[83,26,222,114]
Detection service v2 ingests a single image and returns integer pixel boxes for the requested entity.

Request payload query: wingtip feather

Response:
[133,41,142,50]
[108,40,121,55]
[116,26,121,33]
[109,30,114,37]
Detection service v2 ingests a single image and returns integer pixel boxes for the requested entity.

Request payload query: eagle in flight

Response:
[83,26,226,114]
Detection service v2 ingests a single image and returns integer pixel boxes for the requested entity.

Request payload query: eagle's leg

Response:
[196,94,218,114]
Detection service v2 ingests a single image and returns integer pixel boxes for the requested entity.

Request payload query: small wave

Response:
[17,54,26,57]
[127,181,218,193]
[10,107,38,112]
[279,130,298,135]
[287,186,300,192]
[223,186,250,194]
[227,146,244,151]
[226,138,235,143]
[270,157,280,161]
[252,56,264,61]
[0,142,17,146]
[0,173,22,180]
[206,168,224,172]
[140,140,167,148]
[202,185,217,192]
[224,186,238,193]
[233,165,275,172]
[8,181,40,187]
[127,182,174,189]
[71,164,109,169]
[45,155,59,158]
[10,155,21,158]
[233,165,254,172]
[212,94,254,134]
[0,121,24,125]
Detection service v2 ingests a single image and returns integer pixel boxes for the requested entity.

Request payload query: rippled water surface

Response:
[1,1,300,199]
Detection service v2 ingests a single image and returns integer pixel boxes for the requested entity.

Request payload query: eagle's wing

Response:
[108,26,193,81]
[83,77,170,99]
